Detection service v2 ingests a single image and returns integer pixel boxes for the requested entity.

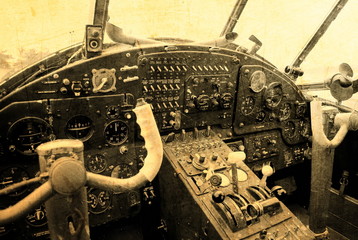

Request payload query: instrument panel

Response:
[0,44,311,239]
[234,65,310,148]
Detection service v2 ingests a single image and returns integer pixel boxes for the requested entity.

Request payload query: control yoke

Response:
[0,99,163,226]
[309,98,358,235]
[311,98,358,148]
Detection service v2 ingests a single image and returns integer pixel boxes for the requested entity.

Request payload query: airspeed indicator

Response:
[104,120,129,145]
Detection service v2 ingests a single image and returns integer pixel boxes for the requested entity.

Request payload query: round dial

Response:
[278,103,291,121]
[92,68,117,93]
[299,120,311,138]
[87,188,111,214]
[264,83,283,109]
[0,167,30,197]
[256,111,266,122]
[111,164,134,179]
[87,154,107,173]
[296,103,307,118]
[195,95,210,111]
[106,105,120,119]
[7,117,54,155]
[220,93,233,109]
[65,115,94,141]
[283,121,296,138]
[250,70,266,93]
[25,204,47,227]
[104,120,129,145]
[241,96,255,115]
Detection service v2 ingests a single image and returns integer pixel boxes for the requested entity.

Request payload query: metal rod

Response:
[290,0,349,69]
[220,0,249,36]
[0,176,46,196]
[0,182,54,225]
[93,0,110,28]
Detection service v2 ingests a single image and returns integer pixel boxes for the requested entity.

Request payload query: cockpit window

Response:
[1,0,357,87]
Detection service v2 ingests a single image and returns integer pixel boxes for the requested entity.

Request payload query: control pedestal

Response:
[159,128,315,239]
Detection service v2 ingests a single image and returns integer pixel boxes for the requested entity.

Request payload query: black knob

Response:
[212,190,225,203]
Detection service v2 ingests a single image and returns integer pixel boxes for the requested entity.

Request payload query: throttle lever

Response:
[259,165,274,188]
[227,152,246,194]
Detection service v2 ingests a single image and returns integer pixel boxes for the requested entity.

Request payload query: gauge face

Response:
[104,120,129,145]
[256,111,266,122]
[196,95,210,111]
[250,70,266,93]
[92,68,117,93]
[106,105,120,119]
[241,96,255,115]
[296,103,307,118]
[220,93,233,109]
[111,164,134,179]
[299,120,311,138]
[0,167,29,197]
[278,103,291,121]
[283,121,296,138]
[87,188,111,214]
[87,154,107,173]
[25,204,47,227]
[264,83,283,109]
[65,115,94,141]
[284,150,294,166]
[7,117,54,155]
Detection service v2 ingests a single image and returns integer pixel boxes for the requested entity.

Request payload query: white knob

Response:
[259,165,274,188]
[227,152,246,168]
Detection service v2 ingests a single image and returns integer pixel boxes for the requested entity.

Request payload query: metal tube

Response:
[195,32,238,48]
[220,0,248,36]
[106,22,164,46]
[0,176,43,196]
[93,0,110,27]
[0,181,54,225]
[289,0,349,70]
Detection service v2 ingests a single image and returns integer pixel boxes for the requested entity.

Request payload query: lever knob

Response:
[227,151,246,168]
[259,165,274,188]
[212,190,225,203]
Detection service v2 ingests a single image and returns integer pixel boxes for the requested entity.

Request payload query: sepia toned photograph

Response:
[0,0,357,239]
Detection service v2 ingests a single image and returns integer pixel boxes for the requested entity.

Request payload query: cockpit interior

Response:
[0,1,357,239]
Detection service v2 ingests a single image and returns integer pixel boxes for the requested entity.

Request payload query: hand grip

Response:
[311,99,350,148]
[87,98,163,192]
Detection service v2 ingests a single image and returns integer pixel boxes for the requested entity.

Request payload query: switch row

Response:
[143,84,180,92]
